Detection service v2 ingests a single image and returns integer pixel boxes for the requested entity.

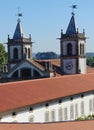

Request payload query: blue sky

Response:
[0,0,94,54]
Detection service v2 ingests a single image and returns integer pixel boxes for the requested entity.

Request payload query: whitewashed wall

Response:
[0,91,94,123]
[79,58,86,74]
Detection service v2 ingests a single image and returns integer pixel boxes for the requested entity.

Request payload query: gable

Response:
[7,60,45,78]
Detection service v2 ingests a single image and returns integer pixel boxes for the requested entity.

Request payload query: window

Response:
[28,48,31,58]
[81,94,84,98]
[58,107,63,121]
[28,115,34,123]
[45,103,49,107]
[81,101,84,116]
[45,111,49,122]
[29,107,33,112]
[12,112,16,117]
[25,48,27,54]
[80,44,84,55]
[67,43,72,55]
[70,97,73,101]
[75,103,78,119]
[64,107,68,120]
[70,104,74,120]
[59,99,62,104]
[25,48,27,58]
[13,48,18,59]
[51,110,55,122]
[89,99,92,113]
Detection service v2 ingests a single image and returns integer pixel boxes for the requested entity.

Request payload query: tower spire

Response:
[13,8,25,39]
[66,5,77,34]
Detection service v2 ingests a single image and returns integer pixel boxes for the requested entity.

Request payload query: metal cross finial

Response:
[70,5,77,15]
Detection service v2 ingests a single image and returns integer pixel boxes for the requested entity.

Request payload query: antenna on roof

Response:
[70,5,77,15]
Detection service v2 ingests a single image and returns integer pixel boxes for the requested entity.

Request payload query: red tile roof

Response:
[1,73,94,112]
[0,120,94,130]
[36,59,94,75]
[36,59,60,67]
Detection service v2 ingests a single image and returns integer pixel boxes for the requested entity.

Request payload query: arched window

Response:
[13,48,18,59]
[51,110,55,122]
[58,107,63,121]
[45,111,49,122]
[28,48,31,58]
[70,104,74,120]
[89,99,92,113]
[64,107,68,121]
[67,43,72,55]
[81,101,84,116]
[80,44,84,55]
[25,48,27,55]
[75,103,78,119]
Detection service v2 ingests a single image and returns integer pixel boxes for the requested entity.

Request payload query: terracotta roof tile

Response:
[36,59,94,75]
[0,73,94,112]
[0,120,94,130]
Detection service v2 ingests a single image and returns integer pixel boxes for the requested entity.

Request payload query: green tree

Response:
[0,43,8,72]
[87,56,94,67]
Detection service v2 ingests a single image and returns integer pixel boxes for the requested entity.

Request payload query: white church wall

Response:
[79,58,86,74]
[0,91,94,123]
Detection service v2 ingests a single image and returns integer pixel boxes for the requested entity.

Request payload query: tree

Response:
[0,43,8,72]
[87,57,94,67]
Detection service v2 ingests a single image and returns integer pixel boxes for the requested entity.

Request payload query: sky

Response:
[0,0,94,54]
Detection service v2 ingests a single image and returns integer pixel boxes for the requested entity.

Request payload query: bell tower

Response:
[60,5,86,75]
[7,13,32,71]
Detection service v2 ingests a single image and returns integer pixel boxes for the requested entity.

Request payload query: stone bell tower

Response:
[59,5,86,75]
[7,13,32,71]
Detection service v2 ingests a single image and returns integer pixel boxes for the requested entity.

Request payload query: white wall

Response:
[0,91,94,123]
[79,58,86,74]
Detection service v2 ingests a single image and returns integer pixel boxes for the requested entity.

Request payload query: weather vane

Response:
[17,7,22,21]
[70,5,77,15]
